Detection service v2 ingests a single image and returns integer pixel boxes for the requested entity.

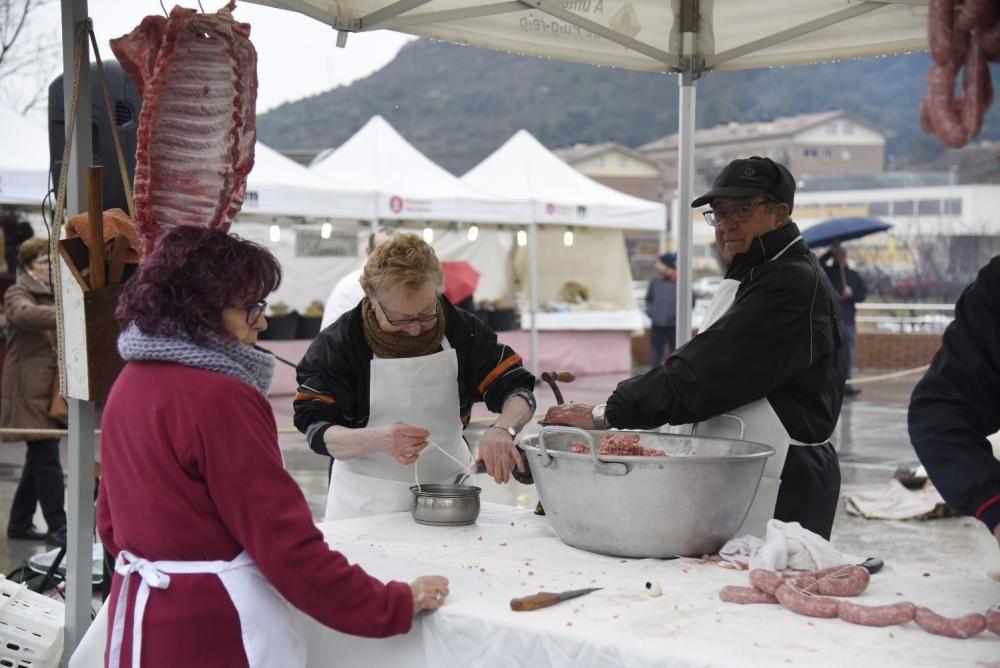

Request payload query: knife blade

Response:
[510,587,601,611]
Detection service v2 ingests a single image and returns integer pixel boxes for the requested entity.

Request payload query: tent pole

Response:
[61,0,96,661]
[675,70,696,348]
[528,222,538,377]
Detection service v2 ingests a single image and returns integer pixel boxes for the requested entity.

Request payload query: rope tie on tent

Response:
[49,19,89,403]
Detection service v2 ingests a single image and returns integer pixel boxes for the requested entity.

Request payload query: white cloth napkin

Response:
[843,479,949,520]
[719,519,847,571]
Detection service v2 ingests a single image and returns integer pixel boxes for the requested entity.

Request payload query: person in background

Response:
[98,226,446,667]
[545,156,847,540]
[295,234,536,520]
[645,252,679,366]
[321,227,395,329]
[820,240,867,396]
[908,256,1000,550]
[1,237,67,547]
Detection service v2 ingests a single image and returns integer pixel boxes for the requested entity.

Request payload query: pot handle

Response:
[690,413,746,440]
[539,426,628,476]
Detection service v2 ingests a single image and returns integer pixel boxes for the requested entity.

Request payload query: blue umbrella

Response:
[801,217,892,248]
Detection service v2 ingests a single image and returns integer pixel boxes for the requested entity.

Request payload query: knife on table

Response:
[510,587,601,611]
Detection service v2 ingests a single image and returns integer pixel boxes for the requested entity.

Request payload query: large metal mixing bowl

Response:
[410,483,481,526]
[519,427,774,558]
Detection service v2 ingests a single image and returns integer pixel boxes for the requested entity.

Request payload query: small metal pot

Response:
[410,483,481,526]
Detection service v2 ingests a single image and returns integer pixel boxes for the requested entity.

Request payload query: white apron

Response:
[71,550,305,668]
[325,337,472,520]
[678,236,808,538]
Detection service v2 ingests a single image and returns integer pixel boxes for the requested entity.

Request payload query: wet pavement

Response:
[0,369,996,593]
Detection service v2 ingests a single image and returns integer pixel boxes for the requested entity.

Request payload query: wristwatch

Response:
[488,423,517,439]
[591,404,608,430]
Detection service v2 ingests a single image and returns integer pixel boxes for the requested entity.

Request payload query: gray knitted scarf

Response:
[118,323,275,395]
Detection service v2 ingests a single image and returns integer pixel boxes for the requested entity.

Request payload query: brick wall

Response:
[631,330,943,370]
[854,331,943,370]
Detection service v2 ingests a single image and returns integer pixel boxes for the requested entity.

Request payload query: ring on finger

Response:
[434,590,443,602]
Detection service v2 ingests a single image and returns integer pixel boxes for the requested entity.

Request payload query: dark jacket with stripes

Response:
[294,296,536,457]
[606,223,848,444]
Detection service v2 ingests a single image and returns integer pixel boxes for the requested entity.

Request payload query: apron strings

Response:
[414,440,474,491]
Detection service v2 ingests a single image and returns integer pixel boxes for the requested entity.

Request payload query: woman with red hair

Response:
[96,226,447,668]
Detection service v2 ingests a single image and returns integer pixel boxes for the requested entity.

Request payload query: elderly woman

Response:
[98,226,447,668]
[1,237,67,547]
[295,234,536,520]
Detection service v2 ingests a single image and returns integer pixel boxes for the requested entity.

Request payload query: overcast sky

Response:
[3,0,413,122]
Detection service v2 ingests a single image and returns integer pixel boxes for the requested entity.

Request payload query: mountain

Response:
[258,39,1000,176]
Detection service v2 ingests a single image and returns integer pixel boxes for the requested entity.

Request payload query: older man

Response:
[546,157,848,539]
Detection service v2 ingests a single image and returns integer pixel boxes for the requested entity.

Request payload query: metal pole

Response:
[675,70,696,347]
[528,223,539,377]
[61,0,95,662]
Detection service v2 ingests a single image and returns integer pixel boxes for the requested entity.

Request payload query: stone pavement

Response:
[0,369,996,595]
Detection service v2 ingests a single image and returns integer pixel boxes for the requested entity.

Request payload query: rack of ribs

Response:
[111,1,257,257]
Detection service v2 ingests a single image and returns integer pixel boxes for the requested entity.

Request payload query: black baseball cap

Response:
[658,252,676,268]
[691,156,796,214]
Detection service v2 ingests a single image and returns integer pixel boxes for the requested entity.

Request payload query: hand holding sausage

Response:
[544,403,596,429]
[410,576,450,615]
[373,422,430,464]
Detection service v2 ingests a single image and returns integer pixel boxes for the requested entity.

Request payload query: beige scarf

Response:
[361,298,446,359]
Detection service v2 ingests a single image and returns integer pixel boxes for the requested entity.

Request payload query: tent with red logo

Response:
[463,130,665,231]
[309,115,530,224]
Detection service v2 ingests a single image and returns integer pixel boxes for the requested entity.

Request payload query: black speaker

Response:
[48,61,141,213]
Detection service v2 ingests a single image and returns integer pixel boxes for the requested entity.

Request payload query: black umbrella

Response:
[800,217,892,248]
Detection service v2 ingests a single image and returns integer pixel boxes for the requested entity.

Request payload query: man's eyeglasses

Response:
[237,300,267,325]
[703,200,771,227]
[375,299,439,327]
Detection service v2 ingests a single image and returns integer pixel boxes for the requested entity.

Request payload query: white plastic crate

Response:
[0,576,64,668]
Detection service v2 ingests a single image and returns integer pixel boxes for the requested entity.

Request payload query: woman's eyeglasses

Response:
[239,300,267,325]
[703,200,770,227]
[375,299,438,327]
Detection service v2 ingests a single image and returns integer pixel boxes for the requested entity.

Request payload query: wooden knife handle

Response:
[510,592,562,611]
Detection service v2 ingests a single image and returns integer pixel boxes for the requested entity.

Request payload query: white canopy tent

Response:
[0,105,50,207]
[245,0,929,347]
[241,141,374,220]
[309,114,531,223]
[56,0,932,652]
[463,129,667,362]
[463,129,665,230]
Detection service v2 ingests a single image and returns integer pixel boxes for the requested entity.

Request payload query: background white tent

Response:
[464,129,665,231]
[464,129,667,367]
[0,105,50,207]
[310,115,530,224]
[241,142,374,220]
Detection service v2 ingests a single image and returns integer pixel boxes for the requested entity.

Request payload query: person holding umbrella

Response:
[645,252,679,366]
[545,156,848,539]
[819,240,868,396]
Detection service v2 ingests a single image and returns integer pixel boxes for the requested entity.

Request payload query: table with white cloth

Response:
[301,504,999,667]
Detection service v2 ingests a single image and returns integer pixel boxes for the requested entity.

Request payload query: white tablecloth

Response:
[303,505,999,667]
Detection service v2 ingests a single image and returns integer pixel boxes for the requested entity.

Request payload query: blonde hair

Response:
[361,233,443,298]
[17,237,49,270]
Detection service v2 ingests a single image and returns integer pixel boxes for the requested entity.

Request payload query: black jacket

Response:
[820,255,868,326]
[294,296,535,456]
[606,223,848,443]
[908,257,1000,532]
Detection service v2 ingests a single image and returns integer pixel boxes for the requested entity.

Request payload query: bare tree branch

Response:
[0,0,56,115]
